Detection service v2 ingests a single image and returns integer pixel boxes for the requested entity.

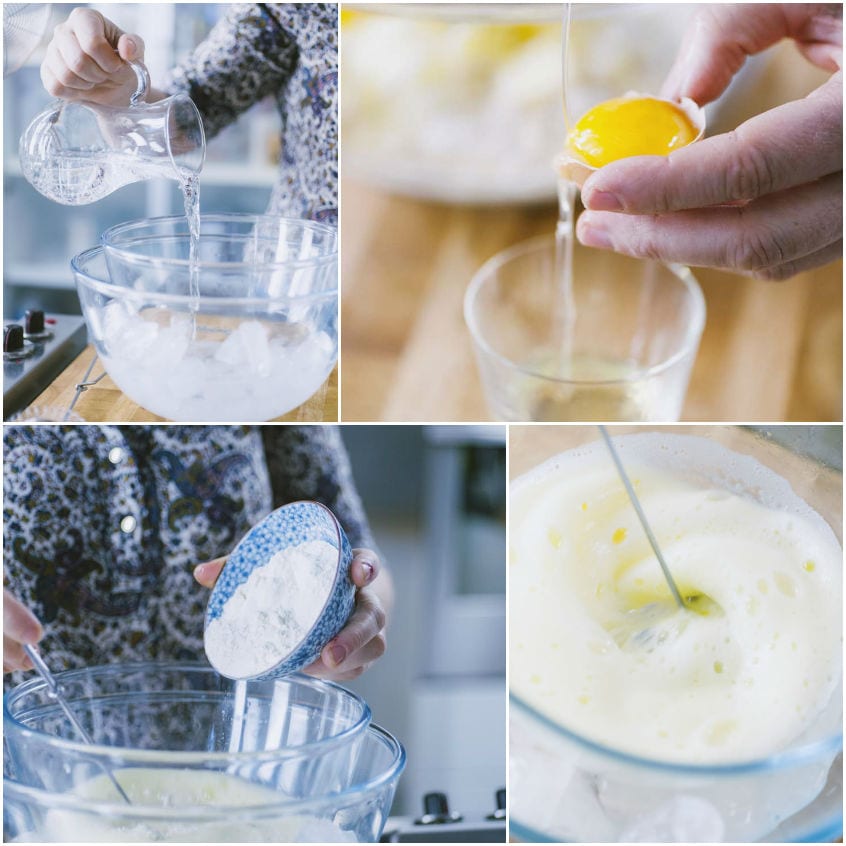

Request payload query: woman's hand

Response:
[41,7,147,106]
[194,548,389,682]
[4,589,43,673]
[577,4,843,280]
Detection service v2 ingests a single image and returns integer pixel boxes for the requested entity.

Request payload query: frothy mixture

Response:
[511,434,842,763]
[25,768,353,842]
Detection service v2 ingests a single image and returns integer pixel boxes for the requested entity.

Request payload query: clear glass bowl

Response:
[509,425,843,842]
[4,723,404,843]
[4,663,370,799]
[72,214,338,422]
[464,236,705,422]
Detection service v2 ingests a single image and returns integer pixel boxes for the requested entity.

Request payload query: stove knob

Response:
[24,309,45,335]
[4,324,25,353]
[415,791,463,826]
[424,793,449,817]
[487,788,506,820]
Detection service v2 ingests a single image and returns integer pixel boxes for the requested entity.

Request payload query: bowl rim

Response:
[73,243,338,307]
[508,812,845,845]
[204,500,353,680]
[2,723,406,819]
[101,213,338,271]
[511,689,843,777]
[463,233,707,387]
[3,661,370,764]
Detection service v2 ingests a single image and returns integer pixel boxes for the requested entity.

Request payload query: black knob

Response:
[4,324,24,353]
[415,791,463,826]
[424,793,449,817]
[487,787,506,820]
[24,309,45,335]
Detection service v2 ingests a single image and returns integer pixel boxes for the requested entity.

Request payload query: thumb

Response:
[117,32,145,63]
[661,5,800,105]
[193,557,227,589]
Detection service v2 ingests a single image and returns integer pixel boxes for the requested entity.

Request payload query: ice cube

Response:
[164,356,208,402]
[115,313,159,361]
[238,320,271,376]
[95,300,140,354]
[147,319,191,368]
[214,320,271,377]
[619,795,725,842]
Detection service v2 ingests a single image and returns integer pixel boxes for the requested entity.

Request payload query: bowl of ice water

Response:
[72,214,337,421]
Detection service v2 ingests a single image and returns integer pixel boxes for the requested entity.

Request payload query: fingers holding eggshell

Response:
[577,171,842,279]
[581,76,842,215]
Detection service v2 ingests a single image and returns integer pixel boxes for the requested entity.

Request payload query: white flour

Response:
[205,539,339,678]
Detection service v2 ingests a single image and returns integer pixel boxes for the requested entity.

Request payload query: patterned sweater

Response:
[3,425,371,687]
[166,3,338,223]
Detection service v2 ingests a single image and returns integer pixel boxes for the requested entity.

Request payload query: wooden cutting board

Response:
[21,345,338,422]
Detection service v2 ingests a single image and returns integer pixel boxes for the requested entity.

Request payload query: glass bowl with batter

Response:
[509,426,842,842]
[3,661,387,842]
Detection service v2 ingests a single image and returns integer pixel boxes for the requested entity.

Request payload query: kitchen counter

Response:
[23,345,338,422]
[341,42,842,423]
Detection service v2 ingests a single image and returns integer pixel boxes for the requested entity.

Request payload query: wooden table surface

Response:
[24,345,338,423]
[341,44,842,423]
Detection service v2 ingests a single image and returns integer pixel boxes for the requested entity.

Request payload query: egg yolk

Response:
[567,97,698,168]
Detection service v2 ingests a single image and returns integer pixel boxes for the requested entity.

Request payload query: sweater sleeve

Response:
[164,3,299,139]
[261,426,376,552]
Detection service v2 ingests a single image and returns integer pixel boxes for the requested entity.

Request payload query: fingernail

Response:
[328,643,347,667]
[585,189,623,212]
[578,215,613,250]
[193,562,213,582]
[360,561,374,583]
[125,37,137,53]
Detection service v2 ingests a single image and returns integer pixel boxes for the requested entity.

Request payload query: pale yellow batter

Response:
[511,434,842,763]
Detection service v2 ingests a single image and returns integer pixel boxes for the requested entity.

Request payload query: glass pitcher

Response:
[19,60,205,205]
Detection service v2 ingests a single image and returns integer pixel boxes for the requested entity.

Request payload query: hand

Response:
[577,4,843,280]
[4,589,43,673]
[195,548,388,682]
[41,7,146,106]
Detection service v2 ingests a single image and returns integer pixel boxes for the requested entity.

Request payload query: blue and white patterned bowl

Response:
[204,500,355,681]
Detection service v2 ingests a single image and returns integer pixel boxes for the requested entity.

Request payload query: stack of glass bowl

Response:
[72,214,338,422]
[4,662,405,842]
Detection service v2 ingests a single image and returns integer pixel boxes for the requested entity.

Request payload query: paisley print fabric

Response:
[165,3,338,223]
[3,426,373,689]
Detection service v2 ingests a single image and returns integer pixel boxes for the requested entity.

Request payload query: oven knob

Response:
[4,324,24,352]
[415,791,463,826]
[487,788,506,820]
[24,309,52,341]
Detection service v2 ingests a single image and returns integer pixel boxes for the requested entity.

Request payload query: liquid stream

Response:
[32,148,203,333]
[554,2,577,376]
